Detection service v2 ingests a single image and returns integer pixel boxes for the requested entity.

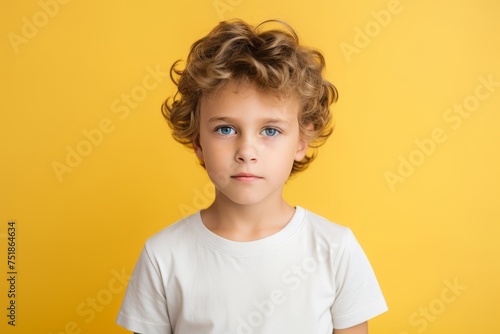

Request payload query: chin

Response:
[215,191,263,206]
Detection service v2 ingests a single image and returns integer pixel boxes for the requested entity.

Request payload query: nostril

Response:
[235,143,258,163]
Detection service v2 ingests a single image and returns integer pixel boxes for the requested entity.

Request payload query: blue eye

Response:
[216,126,236,135]
[262,128,280,137]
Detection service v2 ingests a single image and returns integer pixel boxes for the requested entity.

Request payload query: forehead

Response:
[199,81,300,119]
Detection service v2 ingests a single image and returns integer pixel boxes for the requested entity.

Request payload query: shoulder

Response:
[143,213,199,253]
[301,207,352,241]
[299,207,362,259]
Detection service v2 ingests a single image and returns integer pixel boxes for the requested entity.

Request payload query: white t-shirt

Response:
[116,207,387,334]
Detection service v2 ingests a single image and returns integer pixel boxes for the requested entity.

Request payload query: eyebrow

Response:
[207,116,290,127]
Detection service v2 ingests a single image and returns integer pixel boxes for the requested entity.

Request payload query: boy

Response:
[116,19,387,334]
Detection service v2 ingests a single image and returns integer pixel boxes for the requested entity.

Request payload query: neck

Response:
[201,193,295,241]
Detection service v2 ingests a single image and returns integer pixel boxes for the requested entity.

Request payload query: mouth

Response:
[231,173,262,182]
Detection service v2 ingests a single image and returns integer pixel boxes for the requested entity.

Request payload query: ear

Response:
[193,136,204,161]
[294,123,313,161]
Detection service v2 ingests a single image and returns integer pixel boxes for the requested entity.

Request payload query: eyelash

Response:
[214,126,282,137]
[262,128,280,137]
[215,126,236,136]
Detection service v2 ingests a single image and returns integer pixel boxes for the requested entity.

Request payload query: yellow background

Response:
[1,0,499,333]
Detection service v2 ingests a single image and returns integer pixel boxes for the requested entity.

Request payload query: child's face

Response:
[195,81,308,207]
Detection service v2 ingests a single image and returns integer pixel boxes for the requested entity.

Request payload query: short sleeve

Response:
[116,245,172,334]
[330,229,388,329]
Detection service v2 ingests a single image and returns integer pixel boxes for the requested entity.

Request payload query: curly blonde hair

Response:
[162,19,338,175]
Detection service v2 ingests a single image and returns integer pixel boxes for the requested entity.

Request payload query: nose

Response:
[235,137,258,163]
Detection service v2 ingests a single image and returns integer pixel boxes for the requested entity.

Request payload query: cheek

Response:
[272,148,297,171]
[202,146,225,169]
[205,161,232,190]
